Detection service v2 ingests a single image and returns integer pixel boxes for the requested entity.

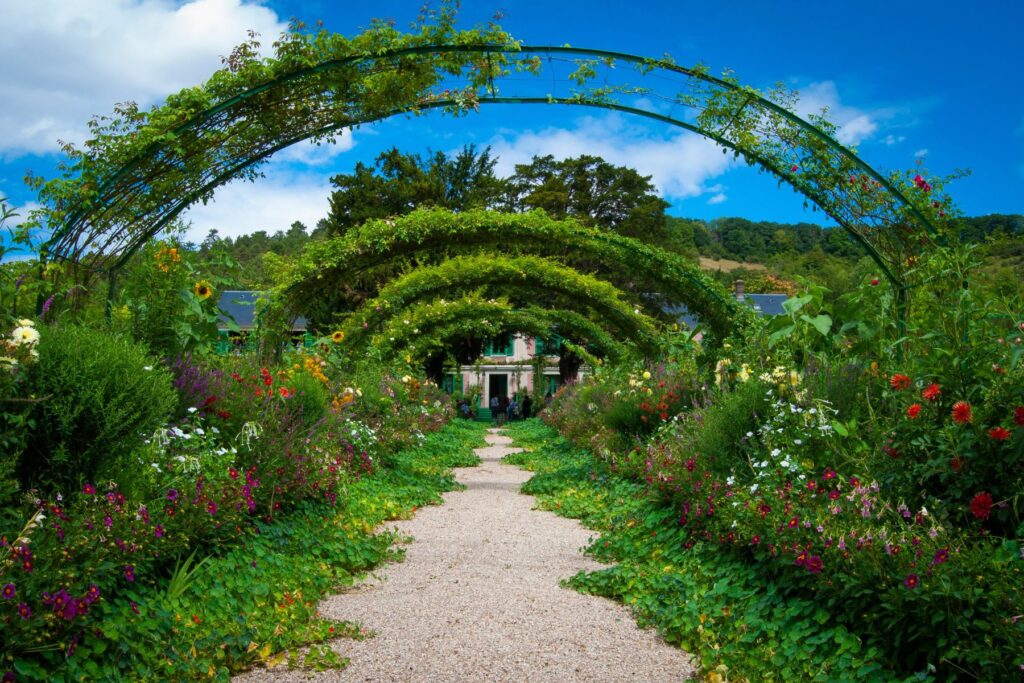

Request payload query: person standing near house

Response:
[522,394,533,419]
[507,395,519,421]
[490,394,500,420]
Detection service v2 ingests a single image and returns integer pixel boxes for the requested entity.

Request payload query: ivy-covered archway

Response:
[284,207,749,338]
[337,253,662,354]
[364,296,628,364]
[32,10,953,330]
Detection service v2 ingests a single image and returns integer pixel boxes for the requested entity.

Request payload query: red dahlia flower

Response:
[906,403,922,419]
[921,383,941,401]
[969,491,993,520]
[951,401,972,424]
[889,373,912,390]
[988,426,1011,441]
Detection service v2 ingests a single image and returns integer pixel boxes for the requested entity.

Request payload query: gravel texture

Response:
[235,428,694,682]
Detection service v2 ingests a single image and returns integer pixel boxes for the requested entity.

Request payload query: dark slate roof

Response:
[217,291,307,332]
[745,293,789,316]
[666,293,789,329]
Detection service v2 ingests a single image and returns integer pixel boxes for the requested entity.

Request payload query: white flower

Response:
[749,484,759,493]
[194,427,205,436]
[770,448,781,458]
[11,326,40,347]
[187,407,198,414]
[143,366,153,371]
[17,318,34,327]
[794,439,803,446]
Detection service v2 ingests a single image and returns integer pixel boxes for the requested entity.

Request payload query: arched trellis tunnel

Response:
[32,16,953,333]
[335,253,663,356]
[283,208,751,339]
[365,296,630,366]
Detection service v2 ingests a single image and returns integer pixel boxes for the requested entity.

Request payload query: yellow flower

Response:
[642,371,652,380]
[331,330,345,343]
[193,280,213,300]
[405,354,412,364]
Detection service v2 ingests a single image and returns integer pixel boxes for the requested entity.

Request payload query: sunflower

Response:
[331,330,345,343]
[193,280,213,300]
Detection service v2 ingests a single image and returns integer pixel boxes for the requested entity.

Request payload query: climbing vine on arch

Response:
[355,295,629,367]
[331,253,663,356]
[28,0,959,336]
[283,207,750,339]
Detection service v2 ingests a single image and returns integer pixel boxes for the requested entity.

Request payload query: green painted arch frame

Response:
[286,207,749,338]
[36,32,947,322]
[338,253,662,354]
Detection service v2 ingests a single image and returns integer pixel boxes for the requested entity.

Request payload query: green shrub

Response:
[288,370,331,426]
[21,324,178,491]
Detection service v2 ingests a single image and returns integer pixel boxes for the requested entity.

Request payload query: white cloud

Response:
[793,81,888,146]
[707,193,727,205]
[914,148,929,158]
[274,133,356,165]
[882,134,906,146]
[488,114,732,201]
[0,0,286,156]
[180,163,332,240]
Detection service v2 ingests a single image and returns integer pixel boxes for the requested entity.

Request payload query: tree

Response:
[506,154,671,244]
[323,145,507,236]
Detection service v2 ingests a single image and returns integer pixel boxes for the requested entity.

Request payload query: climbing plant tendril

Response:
[363,296,628,365]
[336,254,662,354]
[285,208,748,338]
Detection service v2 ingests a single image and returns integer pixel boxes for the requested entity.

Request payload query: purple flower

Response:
[166,489,179,502]
[123,565,135,582]
[933,548,949,565]
[83,483,96,495]
[14,274,25,290]
[206,501,218,515]
[16,602,32,620]
[103,515,113,529]
[85,584,101,604]
[3,670,14,682]
[41,294,55,317]
[154,525,164,538]
[1,583,15,599]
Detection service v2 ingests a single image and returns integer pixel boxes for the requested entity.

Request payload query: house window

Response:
[442,373,464,395]
[485,333,514,357]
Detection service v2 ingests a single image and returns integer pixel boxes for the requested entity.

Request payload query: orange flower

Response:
[951,401,972,425]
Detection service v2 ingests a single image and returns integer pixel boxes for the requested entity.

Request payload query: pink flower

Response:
[904,573,919,589]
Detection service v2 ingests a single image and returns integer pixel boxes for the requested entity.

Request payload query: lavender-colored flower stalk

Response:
[41,294,55,317]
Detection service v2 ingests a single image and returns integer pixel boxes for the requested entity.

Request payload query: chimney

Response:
[734,279,745,300]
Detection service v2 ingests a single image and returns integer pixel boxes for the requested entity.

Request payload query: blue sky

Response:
[0,0,1021,245]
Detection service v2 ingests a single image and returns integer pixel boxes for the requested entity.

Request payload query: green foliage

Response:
[21,324,177,490]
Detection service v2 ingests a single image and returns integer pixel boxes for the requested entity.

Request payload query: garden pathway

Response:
[236,428,693,682]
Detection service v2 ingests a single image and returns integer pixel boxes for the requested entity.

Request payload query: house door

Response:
[488,374,508,403]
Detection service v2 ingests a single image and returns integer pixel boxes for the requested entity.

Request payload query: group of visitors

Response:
[489,393,533,424]
[455,390,554,422]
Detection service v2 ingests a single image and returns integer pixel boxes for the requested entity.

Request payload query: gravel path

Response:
[235,428,693,682]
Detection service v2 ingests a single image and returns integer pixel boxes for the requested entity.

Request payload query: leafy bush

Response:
[21,325,177,491]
